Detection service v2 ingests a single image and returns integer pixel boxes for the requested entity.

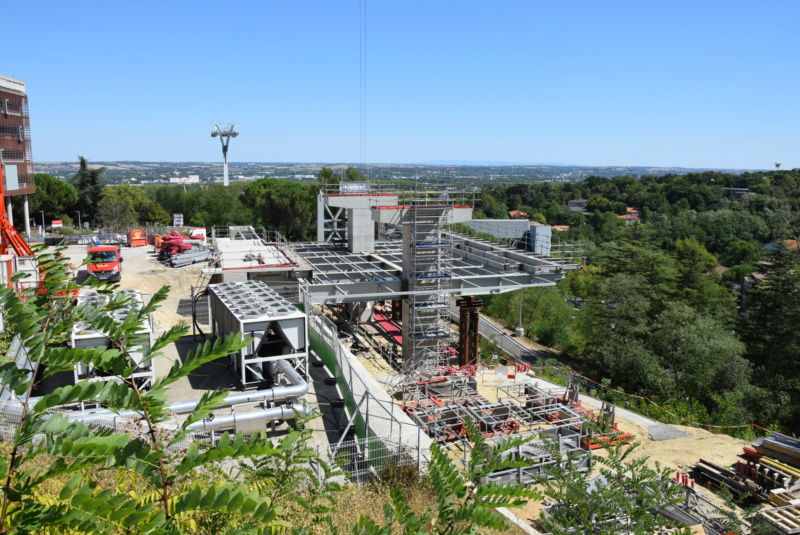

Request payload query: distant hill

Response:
[33,161,760,184]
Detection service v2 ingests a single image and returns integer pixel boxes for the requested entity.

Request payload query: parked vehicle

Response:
[86,245,123,282]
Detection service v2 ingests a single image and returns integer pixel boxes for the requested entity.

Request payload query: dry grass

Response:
[0,442,533,534]
[307,480,531,535]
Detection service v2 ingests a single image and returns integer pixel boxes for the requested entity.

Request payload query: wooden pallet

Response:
[757,505,800,534]
[771,489,800,508]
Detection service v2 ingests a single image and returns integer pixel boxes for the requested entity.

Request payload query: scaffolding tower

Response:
[404,204,454,370]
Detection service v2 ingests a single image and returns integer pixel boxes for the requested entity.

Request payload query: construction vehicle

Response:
[0,162,38,291]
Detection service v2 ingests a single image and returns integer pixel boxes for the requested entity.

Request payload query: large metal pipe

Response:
[55,359,308,421]
[185,403,311,431]
[168,360,308,414]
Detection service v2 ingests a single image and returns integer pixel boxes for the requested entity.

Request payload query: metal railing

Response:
[305,298,433,477]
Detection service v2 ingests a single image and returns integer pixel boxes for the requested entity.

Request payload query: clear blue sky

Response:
[6,1,799,169]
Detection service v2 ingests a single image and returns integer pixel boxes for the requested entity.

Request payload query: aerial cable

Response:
[359,0,368,179]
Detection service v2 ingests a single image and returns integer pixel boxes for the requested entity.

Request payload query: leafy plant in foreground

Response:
[0,250,309,534]
[352,420,541,535]
[536,436,687,535]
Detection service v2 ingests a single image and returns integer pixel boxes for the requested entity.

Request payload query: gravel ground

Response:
[60,243,206,330]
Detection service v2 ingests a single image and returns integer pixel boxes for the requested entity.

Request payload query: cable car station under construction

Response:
[2,182,628,490]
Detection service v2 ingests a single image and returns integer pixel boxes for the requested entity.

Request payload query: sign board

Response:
[2,165,19,191]
[52,219,63,228]
[173,213,184,227]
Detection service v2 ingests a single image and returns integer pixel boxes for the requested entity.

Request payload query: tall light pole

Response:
[76,211,82,231]
[515,288,525,338]
[40,211,45,237]
[211,123,239,187]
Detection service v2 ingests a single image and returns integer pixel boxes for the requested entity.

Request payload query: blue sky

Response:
[6,1,799,169]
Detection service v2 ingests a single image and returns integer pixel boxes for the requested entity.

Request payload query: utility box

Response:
[208,280,308,389]
[71,289,154,389]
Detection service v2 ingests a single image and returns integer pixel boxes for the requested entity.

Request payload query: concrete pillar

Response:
[23,194,30,237]
[5,199,12,226]
[346,208,374,253]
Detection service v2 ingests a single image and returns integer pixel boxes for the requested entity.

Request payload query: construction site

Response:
[4,164,800,534]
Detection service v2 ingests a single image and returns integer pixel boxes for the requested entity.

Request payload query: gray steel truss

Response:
[295,233,578,305]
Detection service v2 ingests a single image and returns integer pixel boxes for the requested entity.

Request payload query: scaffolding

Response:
[548,235,590,265]
[405,205,453,370]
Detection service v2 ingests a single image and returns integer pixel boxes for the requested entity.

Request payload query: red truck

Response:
[86,245,123,282]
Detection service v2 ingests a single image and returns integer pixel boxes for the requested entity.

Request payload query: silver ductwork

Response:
[185,403,311,433]
[167,360,308,414]
[49,359,309,433]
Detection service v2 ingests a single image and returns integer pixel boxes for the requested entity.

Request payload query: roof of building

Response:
[0,74,25,93]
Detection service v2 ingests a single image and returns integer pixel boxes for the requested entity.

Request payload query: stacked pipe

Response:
[752,433,800,469]
[158,230,207,262]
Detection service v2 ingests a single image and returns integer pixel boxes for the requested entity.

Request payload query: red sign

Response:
[52,219,63,228]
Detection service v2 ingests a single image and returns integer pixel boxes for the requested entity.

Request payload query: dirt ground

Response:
[62,243,205,330]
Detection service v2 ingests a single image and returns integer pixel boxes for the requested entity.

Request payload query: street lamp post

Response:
[40,211,45,237]
[515,288,525,337]
[76,211,82,231]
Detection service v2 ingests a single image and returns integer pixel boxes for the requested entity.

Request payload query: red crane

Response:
[0,163,34,257]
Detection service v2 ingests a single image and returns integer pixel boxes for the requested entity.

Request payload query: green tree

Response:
[317,167,340,189]
[188,185,252,227]
[721,240,761,267]
[28,173,78,219]
[353,421,541,535]
[673,238,731,317]
[578,274,668,393]
[537,440,689,535]
[739,246,800,429]
[241,179,317,240]
[650,302,749,402]
[95,184,172,230]
[478,194,507,219]
[587,212,623,243]
[344,166,365,182]
[70,156,107,224]
[96,196,139,230]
